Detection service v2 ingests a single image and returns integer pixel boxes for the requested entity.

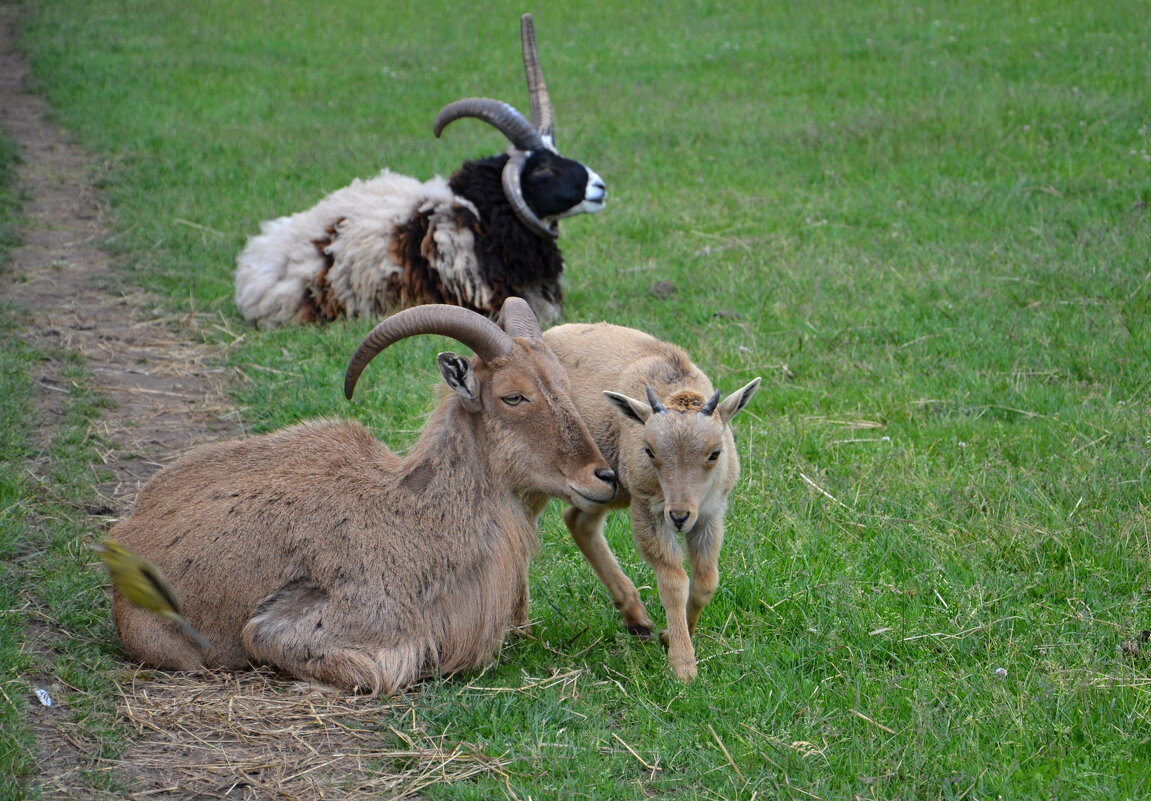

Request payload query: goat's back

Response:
[545,322,711,414]
[544,323,713,474]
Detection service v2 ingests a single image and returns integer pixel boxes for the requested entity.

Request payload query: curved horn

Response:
[645,386,669,414]
[497,296,543,342]
[700,389,722,416]
[345,305,514,399]
[501,151,559,239]
[433,98,545,152]
[520,14,556,150]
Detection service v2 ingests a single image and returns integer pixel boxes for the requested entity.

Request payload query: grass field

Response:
[5,0,1151,798]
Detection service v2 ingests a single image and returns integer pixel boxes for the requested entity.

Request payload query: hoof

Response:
[626,623,652,640]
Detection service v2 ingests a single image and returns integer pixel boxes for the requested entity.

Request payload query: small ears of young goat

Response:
[714,377,762,424]
[603,390,654,425]
[438,352,482,411]
[603,377,762,427]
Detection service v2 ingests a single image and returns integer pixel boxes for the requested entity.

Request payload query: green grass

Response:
[0,352,128,801]
[0,333,130,801]
[0,137,127,799]
[9,0,1151,798]
[0,129,38,794]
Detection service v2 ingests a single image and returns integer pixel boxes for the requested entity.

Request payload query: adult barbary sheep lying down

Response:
[235,14,605,329]
[543,322,760,682]
[109,299,618,695]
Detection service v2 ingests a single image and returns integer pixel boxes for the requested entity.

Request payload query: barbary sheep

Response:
[543,322,760,682]
[234,14,605,329]
[109,298,618,695]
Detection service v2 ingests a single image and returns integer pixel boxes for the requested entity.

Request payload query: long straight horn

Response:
[433,98,545,152]
[520,13,556,150]
[345,305,514,399]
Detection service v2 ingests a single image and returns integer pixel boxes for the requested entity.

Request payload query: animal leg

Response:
[563,505,653,637]
[632,510,696,682]
[241,580,425,696]
[685,517,724,636]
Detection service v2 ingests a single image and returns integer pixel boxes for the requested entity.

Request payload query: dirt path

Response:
[0,4,241,503]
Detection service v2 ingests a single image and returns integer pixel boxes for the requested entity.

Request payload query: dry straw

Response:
[62,669,508,800]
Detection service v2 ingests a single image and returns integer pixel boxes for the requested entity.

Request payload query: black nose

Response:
[669,511,689,529]
[595,468,617,487]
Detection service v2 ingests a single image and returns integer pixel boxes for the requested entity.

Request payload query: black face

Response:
[520,152,592,217]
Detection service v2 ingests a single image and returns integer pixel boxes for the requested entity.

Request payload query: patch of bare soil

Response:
[1,5,502,798]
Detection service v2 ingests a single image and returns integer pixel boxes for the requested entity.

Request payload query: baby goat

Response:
[235,14,605,329]
[543,322,760,682]
[109,299,617,695]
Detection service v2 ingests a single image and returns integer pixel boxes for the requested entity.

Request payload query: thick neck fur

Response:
[399,394,542,532]
[448,155,566,287]
[402,397,506,504]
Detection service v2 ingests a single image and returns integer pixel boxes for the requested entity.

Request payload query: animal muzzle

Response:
[585,171,607,207]
[569,467,617,509]
[666,507,698,532]
[563,168,606,217]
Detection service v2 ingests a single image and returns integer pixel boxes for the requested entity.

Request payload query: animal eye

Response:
[643,447,655,459]
[502,394,528,407]
[707,450,721,462]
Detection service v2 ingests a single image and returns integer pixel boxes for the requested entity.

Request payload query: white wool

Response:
[322,189,489,318]
[234,169,475,326]
[421,201,492,310]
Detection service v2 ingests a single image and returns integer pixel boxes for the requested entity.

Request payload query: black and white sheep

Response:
[234,14,605,328]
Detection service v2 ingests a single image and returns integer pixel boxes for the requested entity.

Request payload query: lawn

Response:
[5,0,1151,798]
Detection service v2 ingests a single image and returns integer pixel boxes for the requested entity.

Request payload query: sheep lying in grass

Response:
[543,322,760,682]
[235,14,605,329]
[108,299,618,695]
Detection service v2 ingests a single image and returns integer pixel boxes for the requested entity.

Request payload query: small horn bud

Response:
[700,390,722,416]
[645,386,668,414]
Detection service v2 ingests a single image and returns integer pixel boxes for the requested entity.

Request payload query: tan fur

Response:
[110,334,614,695]
[543,323,760,682]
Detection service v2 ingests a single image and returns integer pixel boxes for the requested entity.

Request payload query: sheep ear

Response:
[715,377,761,424]
[603,391,652,425]
[438,352,482,412]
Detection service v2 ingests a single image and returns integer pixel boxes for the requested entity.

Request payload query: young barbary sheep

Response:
[234,14,605,329]
[109,298,618,695]
[543,322,760,682]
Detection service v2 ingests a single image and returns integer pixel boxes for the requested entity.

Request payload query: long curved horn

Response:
[345,305,515,399]
[501,151,559,239]
[433,98,545,152]
[496,296,543,342]
[645,386,669,414]
[520,14,556,150]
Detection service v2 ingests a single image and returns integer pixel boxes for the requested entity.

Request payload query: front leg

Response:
[685,516,724,636]
[631,508,696,682]
[564,505,653,637]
